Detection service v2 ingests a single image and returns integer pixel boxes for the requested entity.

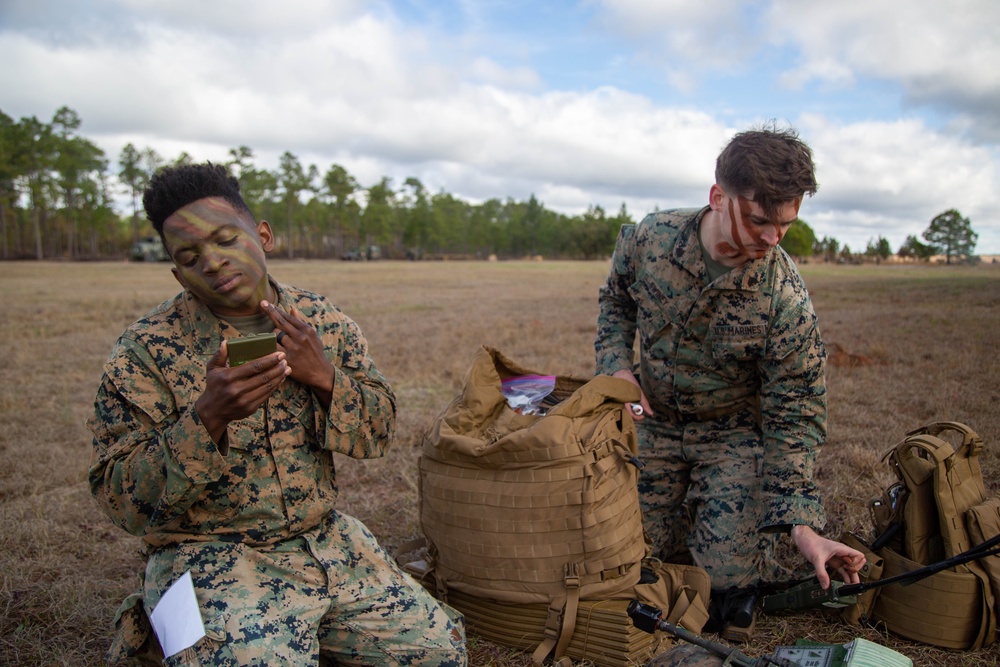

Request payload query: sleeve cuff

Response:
[596,354,635,377]
[759,494,826,534]
[163,407,228,484]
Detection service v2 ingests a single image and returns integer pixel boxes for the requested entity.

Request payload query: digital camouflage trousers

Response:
[111,510,466,666]
[637,409,791,591]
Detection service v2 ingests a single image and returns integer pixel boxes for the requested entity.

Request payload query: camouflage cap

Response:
[645,644,725,667]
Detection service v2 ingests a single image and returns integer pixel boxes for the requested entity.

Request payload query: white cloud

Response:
[801,114,999,250]
[779,57,855,91]
[467,57,541,89]
[593,0,759,71]
[767,0,1000,139]
[768,0,1000,87]
[593,0,1000,141]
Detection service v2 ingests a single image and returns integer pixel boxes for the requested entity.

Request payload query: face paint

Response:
[716,193,799,265]
[163,197,273,317]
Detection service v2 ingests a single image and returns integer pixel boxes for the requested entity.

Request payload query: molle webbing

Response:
[445,591,669,667]
[419,443,644,598]
[875,546,992,649]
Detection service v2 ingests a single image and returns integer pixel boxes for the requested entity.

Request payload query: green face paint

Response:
[163,197,273,317]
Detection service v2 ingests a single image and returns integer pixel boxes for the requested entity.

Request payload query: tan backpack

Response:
[416,347,710,666]
[858,421,999,649]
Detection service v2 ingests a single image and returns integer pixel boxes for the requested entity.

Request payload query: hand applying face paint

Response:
[262,300,336,408]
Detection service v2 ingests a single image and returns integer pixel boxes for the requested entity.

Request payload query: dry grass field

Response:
[1,258,999,667]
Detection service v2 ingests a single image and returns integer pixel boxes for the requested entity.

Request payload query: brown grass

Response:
[1,259,998,666]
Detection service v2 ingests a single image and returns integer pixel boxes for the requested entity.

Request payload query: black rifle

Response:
[761,532,1000,612]
[627,600,798,667]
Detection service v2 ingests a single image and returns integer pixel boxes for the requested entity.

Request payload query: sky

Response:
[2,0,999,254]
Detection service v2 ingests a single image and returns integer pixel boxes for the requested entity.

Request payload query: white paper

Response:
[148,570,206,659]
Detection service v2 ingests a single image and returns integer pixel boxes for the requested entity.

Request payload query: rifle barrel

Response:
[627,600,797,667]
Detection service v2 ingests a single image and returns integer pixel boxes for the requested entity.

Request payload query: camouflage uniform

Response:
[595,209,827,590]
[89,279,465,666]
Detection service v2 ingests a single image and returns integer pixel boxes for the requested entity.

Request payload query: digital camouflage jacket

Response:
[595,208,827,530]
[88,278,396,548]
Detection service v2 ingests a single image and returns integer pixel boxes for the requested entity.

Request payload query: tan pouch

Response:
[839,533,884,626]
[967,493,1000,619]
[635,560,711,633]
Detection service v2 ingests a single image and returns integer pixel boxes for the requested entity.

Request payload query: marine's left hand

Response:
[262,300,334,396]
[791,525,866,590]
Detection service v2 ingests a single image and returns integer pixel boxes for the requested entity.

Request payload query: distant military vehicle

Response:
[130,237,169,262]
[341,245,382,261]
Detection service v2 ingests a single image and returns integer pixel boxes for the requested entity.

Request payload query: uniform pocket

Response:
[160,613,237,666]
[107,590,163,663]
[709,333,764,363]
[629,276,673,345]
[709,333,763,385]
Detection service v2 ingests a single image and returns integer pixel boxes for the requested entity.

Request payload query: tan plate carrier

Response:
[850,421,1000,649]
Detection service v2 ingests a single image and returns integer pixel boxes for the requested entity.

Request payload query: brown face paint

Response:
[738,195,772,248]
[716,193,793,263]
[717,195,759,258]
[728,196,750,255]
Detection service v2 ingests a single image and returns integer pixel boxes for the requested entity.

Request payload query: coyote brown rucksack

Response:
[416,347,710,666]
[858,421,1000,649]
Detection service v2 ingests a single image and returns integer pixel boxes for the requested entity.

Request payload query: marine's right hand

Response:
[611,369,655,421]
[791,525,866,589]
[195,340,291,444]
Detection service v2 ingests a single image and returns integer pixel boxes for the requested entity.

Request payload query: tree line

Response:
[0,106,631,261]
[0,106,980,263]
[780,207,979,265]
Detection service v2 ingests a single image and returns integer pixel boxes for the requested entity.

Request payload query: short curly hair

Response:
[143,162,254,236]
[715,124,818,219]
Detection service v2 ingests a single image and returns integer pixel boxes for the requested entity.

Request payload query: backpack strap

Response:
[909,421,984,458]
[663,584,711,632]
[555,564,581,662]
[889,434,950,563]
[533,601,563,666]
[531,563,582,666]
